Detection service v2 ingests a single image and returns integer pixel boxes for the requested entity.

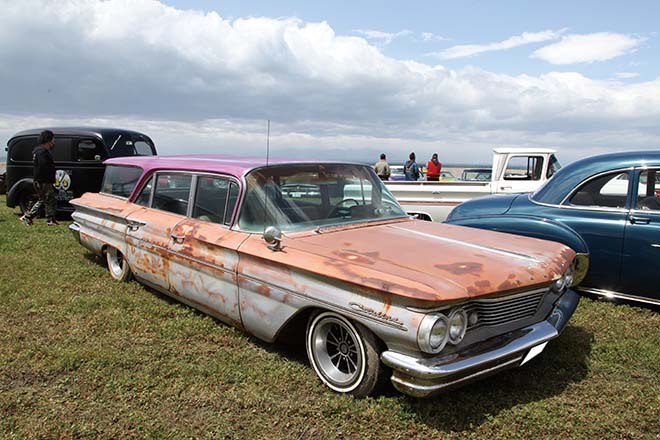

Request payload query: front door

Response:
[167,176,245,327]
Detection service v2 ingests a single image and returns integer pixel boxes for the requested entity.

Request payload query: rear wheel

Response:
[306,311,385,397]
[106,247,132,282]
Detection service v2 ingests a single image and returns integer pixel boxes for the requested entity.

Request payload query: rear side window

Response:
[152,173,192,215]
[192,176,230,224]
[8,137,37,162]
[101,165,144,198]
[569,172,629,208]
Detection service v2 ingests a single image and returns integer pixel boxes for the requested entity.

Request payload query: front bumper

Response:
[381,289,580,398]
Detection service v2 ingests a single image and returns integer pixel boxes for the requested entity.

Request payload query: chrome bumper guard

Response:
[381,289,580,398]
[69,222,82,244]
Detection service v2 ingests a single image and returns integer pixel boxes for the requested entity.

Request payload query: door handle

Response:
[629,216,651,225]
[171,234,185,244]
[500,186,512,191]
[127,220,146,231]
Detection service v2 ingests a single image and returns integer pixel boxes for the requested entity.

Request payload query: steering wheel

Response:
[329,198,360,218]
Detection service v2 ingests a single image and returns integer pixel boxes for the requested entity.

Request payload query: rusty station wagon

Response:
[69,155,587,397]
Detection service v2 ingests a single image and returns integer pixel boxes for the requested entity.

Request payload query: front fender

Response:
[6,178,34,208]
[446,214,589,255]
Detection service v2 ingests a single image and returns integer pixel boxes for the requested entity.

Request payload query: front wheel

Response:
[106,247,132,282]
[306,311,385,397]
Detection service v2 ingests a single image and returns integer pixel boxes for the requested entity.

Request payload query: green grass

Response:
[1,195,659,439]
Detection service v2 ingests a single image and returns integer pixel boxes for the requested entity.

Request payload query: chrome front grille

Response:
[465,288,548,330]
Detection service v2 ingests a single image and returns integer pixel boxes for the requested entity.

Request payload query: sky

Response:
[1,0,659,165]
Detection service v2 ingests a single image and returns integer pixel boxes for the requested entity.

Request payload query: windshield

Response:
[238,164,407,232]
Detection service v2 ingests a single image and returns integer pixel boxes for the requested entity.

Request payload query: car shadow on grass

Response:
[398,324,593,432]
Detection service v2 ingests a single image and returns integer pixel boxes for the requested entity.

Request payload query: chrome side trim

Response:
[578,287,660,307]
[389,225,540,263]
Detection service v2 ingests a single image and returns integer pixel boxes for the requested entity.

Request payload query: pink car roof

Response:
[104,154,349,179]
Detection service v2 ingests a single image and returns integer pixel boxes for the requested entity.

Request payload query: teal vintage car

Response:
[446,150,660,307]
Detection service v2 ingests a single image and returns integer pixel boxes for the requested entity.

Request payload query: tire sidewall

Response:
[306,311,375,395]
[106,247,131,282]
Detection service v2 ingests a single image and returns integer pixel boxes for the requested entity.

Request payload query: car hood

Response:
[446,193,523,221]
[271,219,574,304]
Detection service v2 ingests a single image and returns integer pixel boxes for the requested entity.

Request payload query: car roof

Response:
[492,147,556,154]
[10,126,150,139]
[104,155,362,179]
[533,150,660,204]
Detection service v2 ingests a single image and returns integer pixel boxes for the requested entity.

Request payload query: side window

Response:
[51,138,74,162]
[192,176,230,224]
[134,141,154,156]
[135,176,154,206]
[569,172,629,208]
[76,139,105,161]
[504,156,544,181]
[101,165,144,198]
[635,170,660,211]
[8,137,37,162]
[153,173,192,215]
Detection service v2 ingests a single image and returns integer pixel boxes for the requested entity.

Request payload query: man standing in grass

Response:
[20,130,59,226]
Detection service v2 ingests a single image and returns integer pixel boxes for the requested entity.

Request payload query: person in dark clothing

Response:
[20,130,58,226]
[404,152,420,181]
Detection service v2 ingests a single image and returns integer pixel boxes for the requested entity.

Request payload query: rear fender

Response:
[447,214,589,254]
[6,178,34,208]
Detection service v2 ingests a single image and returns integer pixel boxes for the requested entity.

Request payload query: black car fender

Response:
[6,177,35,208]
[446,214,589,255]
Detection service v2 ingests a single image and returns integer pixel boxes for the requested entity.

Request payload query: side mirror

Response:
[263,226,283,251]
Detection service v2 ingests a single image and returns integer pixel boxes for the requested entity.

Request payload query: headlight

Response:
[417,314,449,354]
[448,309,467,345]
[552,274,568,293]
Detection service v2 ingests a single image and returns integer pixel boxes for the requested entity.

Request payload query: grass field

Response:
[0,195,659,439]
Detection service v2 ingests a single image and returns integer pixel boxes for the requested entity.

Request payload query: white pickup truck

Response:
[384,148,561,221]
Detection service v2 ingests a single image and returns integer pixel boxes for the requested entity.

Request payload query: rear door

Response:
[621,168,660,302]
[124,172,192,291]
[167,176,245,327]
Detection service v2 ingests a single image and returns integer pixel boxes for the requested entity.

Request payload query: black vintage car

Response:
[5,127,156,215]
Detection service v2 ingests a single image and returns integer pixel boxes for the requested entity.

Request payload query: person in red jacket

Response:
[426,153,442,181]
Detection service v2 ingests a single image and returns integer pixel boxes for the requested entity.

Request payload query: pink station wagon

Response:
[69,155,587,397]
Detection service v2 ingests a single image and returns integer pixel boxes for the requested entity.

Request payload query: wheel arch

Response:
[6,178,35,208]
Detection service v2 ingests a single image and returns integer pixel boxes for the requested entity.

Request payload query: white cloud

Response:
[532,33,646,64]
[614,72,640,79]
[0,1,658,165]
[422,32,451,42]
[431,30,565,59]
[353,29,412,45]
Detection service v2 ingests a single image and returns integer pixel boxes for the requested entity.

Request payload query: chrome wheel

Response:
[106,247,131,282]
[306,311,384,396]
